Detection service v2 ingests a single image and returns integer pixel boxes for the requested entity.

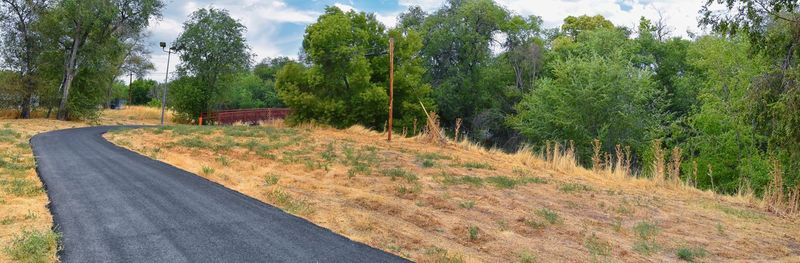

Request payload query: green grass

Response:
[459,200,475,209]
[676,246,707,262]
[215,156,230,166]
[200,166,215,176]
[5,229,60,263]
[264,174,279,186]
[3,179,42,197]
[467,226,479,241]
[715,204,765,220]
[633,221,660,255]
[267,188,313,215]
[585,233,611,259]
[320,142,337,162]
[176,137,211,149]
[439,173,484,187]
[518,250,537,263]
[382,168,418,183]
[462,162,493,170]
[416,152,449,168]
[559,183,592,193]
[341,144,380,177]
[536,208,561,224]
[1,216,15,225]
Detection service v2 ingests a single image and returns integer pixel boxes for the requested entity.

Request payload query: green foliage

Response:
[129,79,156,105]
[535,208,560,224]
[173,7,251,118]
[276,6,432,129]
[561,15,614,38]
[5,229,60,263]
[676,246,707,262]
[511,52,662,163]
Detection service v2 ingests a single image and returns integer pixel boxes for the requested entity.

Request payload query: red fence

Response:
[202,108,291,125]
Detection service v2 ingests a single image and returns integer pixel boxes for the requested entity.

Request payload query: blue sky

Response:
[145,0,707,81]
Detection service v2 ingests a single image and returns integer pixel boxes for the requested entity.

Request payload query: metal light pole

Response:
[159,42,183,126]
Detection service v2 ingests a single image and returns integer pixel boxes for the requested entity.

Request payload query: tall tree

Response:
[37,0,162,120]
[0,0,48,118]
[172,8,251,119]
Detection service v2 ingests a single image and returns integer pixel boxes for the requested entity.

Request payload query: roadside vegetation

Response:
[106,123,800,262]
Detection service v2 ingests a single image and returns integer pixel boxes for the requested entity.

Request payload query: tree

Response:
[253,57,290,82]
[561,15,614,38]
[0,0,48,118]
[36,0,163,120]
[174,7,251,119]
[128,79,155,105]
[420,0,509,127]
[276,6,433,129]
[509,54,662,163]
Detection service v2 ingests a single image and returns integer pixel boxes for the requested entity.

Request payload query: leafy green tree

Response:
[276,6,432,129]
[561,15,614,38]
[420,0,509,130]
[173,7,251,119]
[129,79,155,105]
[0,0,48,118]
[36,0,163,120]
[253,57,290,82]
[221,73,281,109]
[510,54,662,163]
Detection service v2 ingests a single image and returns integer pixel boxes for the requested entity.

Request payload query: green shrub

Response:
[382,168,418,183]
[676,246,707,262]
[536,208,560,224]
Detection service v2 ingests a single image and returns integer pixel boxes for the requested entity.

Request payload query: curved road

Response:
[31,126,407,263]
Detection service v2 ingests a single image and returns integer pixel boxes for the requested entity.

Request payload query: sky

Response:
[144,0,709,81]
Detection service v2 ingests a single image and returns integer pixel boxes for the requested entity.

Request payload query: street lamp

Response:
[159,41,184,125]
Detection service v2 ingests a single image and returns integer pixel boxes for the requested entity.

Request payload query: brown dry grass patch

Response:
[103,123,800,262]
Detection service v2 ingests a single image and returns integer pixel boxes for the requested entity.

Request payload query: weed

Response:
[525,219,546,229]
[559,183,592,193]
[1,216,14,225]
[417,152,448,168]
[266,188,313,215]
[496,220,509,231]
[341,145,379,176]
[439,172,484,187]
[467,226,479,241]
[421,158,435,168]
[320,142,337,162]
[715,204,764,220]
[487,176,517,188]
[216,156,230,166]
[716,222,725,235]
[177,137,210,149]
[382,168,418,183]
[518,250,537,263]
[459,200,475,209]
[397,183,422,195]
[264,174,279,186]
[633,221,660,255]
[676,246,707,262]
[5,229,60,263]
[585,233,611,259]
[5,179,42,197]
[24,210,37,220]
[463,162,493,170]
[200,166,215,176]
[536,208,561,224]
[424,247,465,263]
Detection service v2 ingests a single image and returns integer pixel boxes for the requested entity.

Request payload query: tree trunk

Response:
[19,77,34,119]
[57,38,81,120]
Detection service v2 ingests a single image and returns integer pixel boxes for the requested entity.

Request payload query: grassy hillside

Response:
[105,123,800,262]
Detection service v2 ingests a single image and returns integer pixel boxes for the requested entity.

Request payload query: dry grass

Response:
[0,119,87,263]
[105,123,800,262]
[0,106,170,262]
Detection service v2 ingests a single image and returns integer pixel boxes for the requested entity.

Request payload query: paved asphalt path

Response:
[31,126,409,263]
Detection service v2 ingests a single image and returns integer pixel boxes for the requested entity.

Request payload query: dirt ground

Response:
[105,123,800,262]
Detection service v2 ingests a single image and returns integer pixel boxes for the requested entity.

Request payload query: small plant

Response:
[266,188,314,215]
[463,162,493,170]
[438,172,485,187]
[559,183,591,193]
[5,229,60,263]
[676,246,707,262]
[421,158,435,168]
[459,200,475,209]
[396,183,422,195]
[264,174,279,186]
[216,156,230,166]
[200,166,215,176]
[382,168,419,183]
[518,250,537,263]
[536,208,560,224]
[585,233,611,259]
[1,216,15,225]
[5,179,42,197]
[633,221,660,255]
[467,226,479,241]
[320,142,336,162]
[177,137,210,149]
[716,222,725,235]
[487,176,517,188]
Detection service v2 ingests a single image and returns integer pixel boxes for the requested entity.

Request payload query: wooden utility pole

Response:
[388,37,395,142]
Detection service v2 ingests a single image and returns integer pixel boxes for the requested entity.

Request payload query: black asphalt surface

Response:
[31,126,409,263]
